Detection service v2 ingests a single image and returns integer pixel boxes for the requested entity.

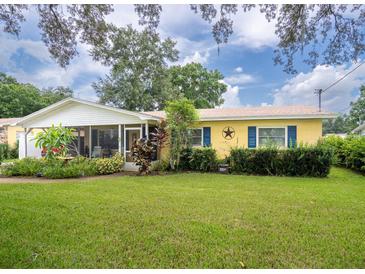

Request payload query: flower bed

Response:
[0,153,124,179]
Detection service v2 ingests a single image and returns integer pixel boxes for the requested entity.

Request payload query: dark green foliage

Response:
[323,86,365,135]
[228,146,332,177]
[168,63,227,108]
[1,157,46,176]
[0,144,9,163]
[178,147,193,170]
[0,72,73,118]
[189,147,218,172]
[42,160,84,179]
[1,154,123,178]
[92,25,178,111]
[0,143,17,162]
[319,135,365,173]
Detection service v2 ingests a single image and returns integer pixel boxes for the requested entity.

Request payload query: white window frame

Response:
[189,128,203,147]
[256,126,287,148]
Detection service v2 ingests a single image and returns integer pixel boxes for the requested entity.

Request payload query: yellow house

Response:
[11,98,335,168]
[0,118,23,148]
[145,106,336,158]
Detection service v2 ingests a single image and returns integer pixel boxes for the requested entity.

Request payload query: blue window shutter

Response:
[248,126,256,148]
[203,127,211,146]
[287,126,297,148]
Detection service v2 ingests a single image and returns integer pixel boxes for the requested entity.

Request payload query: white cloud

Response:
[0,35,51,68]
[2,34,109,101]
[273,63,365,112]
[234,67,243,73]
[224,73,256,86]
[230,7,278,49]
[221,81,242,108]
[181,51,210,65]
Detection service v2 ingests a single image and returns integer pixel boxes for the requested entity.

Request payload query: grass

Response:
[0,167,364,268]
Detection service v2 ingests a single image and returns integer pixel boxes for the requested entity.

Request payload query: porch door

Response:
[125,128,141,162]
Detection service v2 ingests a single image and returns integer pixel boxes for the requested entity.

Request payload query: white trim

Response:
[256,126,287,148]
[118,124,122,154]
[89,126,92,158]
[198,114,337,122]
[189,128,203,147]
[124,127,142,162]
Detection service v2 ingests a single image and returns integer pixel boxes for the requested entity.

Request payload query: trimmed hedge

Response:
[228,146,332,177]
[318,135,365,173]
[178,147,218,172]
[190,147,218,172]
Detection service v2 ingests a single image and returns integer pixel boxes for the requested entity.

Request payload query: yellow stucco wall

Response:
[6,126,42,147]
[6,126,23,147]
[161,118,323,160]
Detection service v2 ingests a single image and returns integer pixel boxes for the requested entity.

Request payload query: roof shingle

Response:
[143,105,336,120]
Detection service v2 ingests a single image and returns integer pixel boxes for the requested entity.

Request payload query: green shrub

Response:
[319,135,365,173]
[10,141,19,159]
[279,146,332,177]
[42,160,82,179]
[1,154,122,178]
[228,146,332,177]
[189,147,218,172]
[95,153,124,175]
[0,143,19,163]
[1,157,46,176]
[0,144,9,163]
[178,147,193,170]
[151,159,170,172]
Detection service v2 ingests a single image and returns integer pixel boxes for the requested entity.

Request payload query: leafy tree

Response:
[165,98,198,170]
[135,4,365,74]
[0,72,73,117]
[323,116,349,134]
[2,4,364,73]
[0,4,112,67]
[168,63,227,108]
[347,85,365,130]
[92,25,179,111]
[41,86,73,105]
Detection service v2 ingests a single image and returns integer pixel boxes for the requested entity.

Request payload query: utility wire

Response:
[322,61,365,93]
[314,60,365,112]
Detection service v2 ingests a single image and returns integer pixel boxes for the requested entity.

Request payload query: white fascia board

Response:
[198,114,338,121]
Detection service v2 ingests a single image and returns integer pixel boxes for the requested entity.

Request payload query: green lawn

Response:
[0,168,364,268]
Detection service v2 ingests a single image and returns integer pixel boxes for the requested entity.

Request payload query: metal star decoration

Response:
[222,126,235,140]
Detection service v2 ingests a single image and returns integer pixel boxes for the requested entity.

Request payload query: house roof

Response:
[0,117,22,127]
[144,105,337,121]
[352,122,365,133]
[14,97,160,127]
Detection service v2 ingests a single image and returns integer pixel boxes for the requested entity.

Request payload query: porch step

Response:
[123,162,139,172]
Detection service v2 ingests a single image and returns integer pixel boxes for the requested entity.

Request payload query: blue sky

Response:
[0,4,364,112]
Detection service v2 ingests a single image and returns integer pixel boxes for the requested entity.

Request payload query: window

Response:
[258,127,286,147]
[189,128,203,147]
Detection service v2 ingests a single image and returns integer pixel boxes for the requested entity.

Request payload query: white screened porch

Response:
[15,98,160,168]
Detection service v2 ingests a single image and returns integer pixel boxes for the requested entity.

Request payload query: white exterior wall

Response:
[21,102,145,128]
[18,132,42,159]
